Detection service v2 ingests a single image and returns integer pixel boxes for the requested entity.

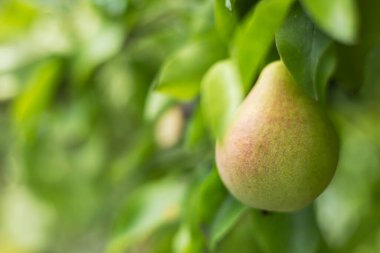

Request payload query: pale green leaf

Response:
[184,105,208,151]
[0,0,38,42]
[156,33,226,101]
[233,0,294,91]
[201,59,243,139]
[107,179,187,253]
[209,196,248,250]
[144,87,174,122]
[12,58,62,137]
[300,0,358,44]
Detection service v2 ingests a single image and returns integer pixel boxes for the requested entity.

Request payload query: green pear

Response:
[216,61,339,212]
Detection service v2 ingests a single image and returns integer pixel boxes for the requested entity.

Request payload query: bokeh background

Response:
[0,0,380,253]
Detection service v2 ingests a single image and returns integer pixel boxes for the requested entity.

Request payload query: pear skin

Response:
[216,61,339,212]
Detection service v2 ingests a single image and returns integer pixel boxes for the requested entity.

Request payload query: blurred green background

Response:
[0,0,380,252]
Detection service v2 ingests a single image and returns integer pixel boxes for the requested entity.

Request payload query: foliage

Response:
[0,0,379,252]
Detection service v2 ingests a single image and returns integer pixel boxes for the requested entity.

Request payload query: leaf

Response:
[289,209,323,253]
[107,178,187,253]
[361,41,380,98]
[300,0,358,44]
[225,0,236,11]
[193,168,227,227]
[144,88,174,122]
[251,211,292,253]
[334,0,380,93]
[72,23,124,88]
[12,58,62,138]
[233,0,294,91]
[209,195,248,250]
[130,223,178,253]
[358,0,380,49]
[216,212,259,253]
[184,104,208,151]
[315,47,336,103]
[110,128,154,183]
[200,59,243,139]
[176,168,227,253]
[214,0,238,42]
[0,0,38,42]
[251,207,322,253]
[316,107,380,248]
[276,5,336,102]
[155,33,226,101]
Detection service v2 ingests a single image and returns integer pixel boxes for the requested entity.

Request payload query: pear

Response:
[216,61,339,212]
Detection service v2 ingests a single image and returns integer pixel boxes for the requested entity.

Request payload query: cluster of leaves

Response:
[0,0,380,252]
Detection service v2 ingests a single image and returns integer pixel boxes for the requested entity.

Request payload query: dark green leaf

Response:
[358,0,380,50]
[251,207,322,253]
[233,0,294,91]
[315,47,336,103]
[361,41,380,98]
[334,0,380,93]
[276,5,336,102]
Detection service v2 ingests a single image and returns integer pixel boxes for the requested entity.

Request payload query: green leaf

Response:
[334,0,380,93]
[289,209,324,253]
[251,207,322,253]
[184,104,209,151]
[155,33,226,101]
[233,0,294,91]
[192,169,227,228]
[209,195,248,250]
[214,0,237,42]
[107,178,187,253]
[276,5,336,102]
[177,168,227,253]
[0,0,38,42]
[300,0,358,44]
[315,47,336,103]
[216,212,259,253]
[361,41,380,98]
[110,128,154,183]
[129,223,178,253]
[316,106,380,248]
[144,88,174,122]
[201,59,243,139]
[251,211,292,253]
[358,0,380,50]
[225,0,236,11]
[72,23,124,89]
[12,58,62,138]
